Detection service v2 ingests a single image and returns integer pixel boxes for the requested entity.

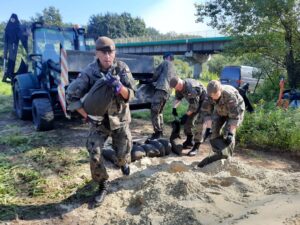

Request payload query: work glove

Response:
[225,132,234,144]
[203,128,212,141]
[105,72,123,94]
[172,108,178,117]
[180,114,188,125]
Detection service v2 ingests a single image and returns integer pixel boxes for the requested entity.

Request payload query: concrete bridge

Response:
[115,36,232,78]
[115,36,231,55]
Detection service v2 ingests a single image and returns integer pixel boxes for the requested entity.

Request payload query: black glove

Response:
[105,72,123,94]
[203,128,212,141]
[172,108,178,117]
[180,114,188,125]
[225,132,234,144]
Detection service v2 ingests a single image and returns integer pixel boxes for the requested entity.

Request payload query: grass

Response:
[0,81,12,96]
[238,106,300,152]
[131,97,188,124]
[0,80,13,114]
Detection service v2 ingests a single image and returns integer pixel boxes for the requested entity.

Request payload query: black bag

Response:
[83,78,114,116]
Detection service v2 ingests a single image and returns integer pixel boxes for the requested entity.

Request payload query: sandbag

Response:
[131,144,146,162]
[198,153,226,168]
[210,137,232,157]
[170,119,183,156]
[141,144,160,157]
[83,78,114,116]
[146,139,165,157]
[157,138,172,155]
[170,138,183,156]
[102,148,118,166]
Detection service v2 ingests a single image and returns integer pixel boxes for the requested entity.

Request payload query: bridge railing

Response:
[114,30,224,44]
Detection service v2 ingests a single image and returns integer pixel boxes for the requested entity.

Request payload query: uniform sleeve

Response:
[226,94,242,126]
[66,71,91,111]
[119,63,136,102]
[187,87,201,113]
[200,96,213,122]
[152,63,163,82]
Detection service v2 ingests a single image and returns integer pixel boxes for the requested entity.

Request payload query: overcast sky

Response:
[0,0,214,34]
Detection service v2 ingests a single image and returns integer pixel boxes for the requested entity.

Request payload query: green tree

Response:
[31,6,63,26]
[195,0,300,88]
[145,27,160,36]
[0,22,6,73]
[87,12,146,39]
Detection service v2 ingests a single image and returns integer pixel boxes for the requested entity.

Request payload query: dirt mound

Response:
[36,158,300,225]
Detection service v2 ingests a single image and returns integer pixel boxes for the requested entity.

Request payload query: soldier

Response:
[198,80,245,164]
[169,76,207,156]
[66,36,136,207]
[149,52,176,139]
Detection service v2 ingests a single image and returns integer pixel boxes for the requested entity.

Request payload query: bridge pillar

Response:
[185,51,210,79]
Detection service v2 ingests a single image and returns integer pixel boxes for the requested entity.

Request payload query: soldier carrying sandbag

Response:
[66,36,136,207]
[197,80,245,167]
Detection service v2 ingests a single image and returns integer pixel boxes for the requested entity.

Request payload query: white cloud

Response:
[142,0,211,34]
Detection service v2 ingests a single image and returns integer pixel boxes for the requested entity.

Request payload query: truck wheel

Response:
[13,82,32,120]
[32,98,54,131]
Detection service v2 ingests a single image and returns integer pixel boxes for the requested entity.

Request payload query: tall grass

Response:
[238,106,300,151]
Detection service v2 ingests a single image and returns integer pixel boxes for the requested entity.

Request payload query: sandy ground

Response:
[1,115,300,225]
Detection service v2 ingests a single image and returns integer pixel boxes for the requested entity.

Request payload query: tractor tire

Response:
[32,98,54,131]
[13,81,32,120]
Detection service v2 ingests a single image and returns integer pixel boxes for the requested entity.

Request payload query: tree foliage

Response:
[87,12,147,39]
[31,6,63,27]
[195,0,300,88]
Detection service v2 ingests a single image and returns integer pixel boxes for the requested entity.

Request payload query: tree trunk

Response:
[284,27,298,89]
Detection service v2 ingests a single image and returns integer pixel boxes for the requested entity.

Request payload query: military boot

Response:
[187,142,201,156]
[121,163,130,176]
[94,179,108,207]
[182,135,194,149]
[149,131,162,140]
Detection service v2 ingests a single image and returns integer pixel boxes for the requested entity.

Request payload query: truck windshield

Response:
[34,28,76,62]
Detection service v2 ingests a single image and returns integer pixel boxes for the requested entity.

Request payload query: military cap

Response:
[163,52,174,60]
[96,36,115,51]
[170,76,180,88]
[207,80,222,96]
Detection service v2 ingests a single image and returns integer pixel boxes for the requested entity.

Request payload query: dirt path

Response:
[0,114,299,225]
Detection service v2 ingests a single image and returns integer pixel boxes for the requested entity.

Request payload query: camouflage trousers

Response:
[86,122,132,182]
[193,113,205,143]
[210,113,244,157]
[183,112,197,136]
[151,90,169,133]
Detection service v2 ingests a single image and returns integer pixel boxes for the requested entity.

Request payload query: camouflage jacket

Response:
[66,59,136,130]
[175,78,206,113]
[152,60,175,93]
[201,85,245,126]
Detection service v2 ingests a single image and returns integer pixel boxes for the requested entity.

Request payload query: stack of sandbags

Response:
[131,138,172,162]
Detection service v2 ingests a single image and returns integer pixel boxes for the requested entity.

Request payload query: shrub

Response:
[238,106,300,152]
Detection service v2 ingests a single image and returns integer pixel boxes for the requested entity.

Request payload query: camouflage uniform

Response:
[198,85,245,156]
[66,59,136,182]
[174,78,206,136]
[151,60,175,133]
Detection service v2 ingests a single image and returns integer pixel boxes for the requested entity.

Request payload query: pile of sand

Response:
[49,157,300,225]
